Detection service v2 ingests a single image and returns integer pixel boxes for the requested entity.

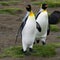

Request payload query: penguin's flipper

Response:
[47,27,50,35]
[15,16,28,44]
[35,12,41,19]
[36,22,41,32]
[47,21,50,35]
[20,16,28,32]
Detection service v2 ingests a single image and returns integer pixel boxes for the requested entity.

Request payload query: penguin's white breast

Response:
[22,16,36,36]
[36,12,48,28]
[22,16,36,44]
[36,12,48,36]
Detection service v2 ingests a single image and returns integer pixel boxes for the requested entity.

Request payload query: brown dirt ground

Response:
[0,0,60,60]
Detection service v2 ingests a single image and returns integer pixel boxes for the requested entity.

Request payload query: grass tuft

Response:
[56,36,60,39]
[58,19,60,23]
[50,25,60,32]
[32,1,60,8]
[0,8,23,15]
[0,1,21,6]
[32,44,56,57]
[50,43,60,48]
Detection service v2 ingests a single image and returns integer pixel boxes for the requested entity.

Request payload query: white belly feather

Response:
[22,16,36,45]
[36,11,48,38]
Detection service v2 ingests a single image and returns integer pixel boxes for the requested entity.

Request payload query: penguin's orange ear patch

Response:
[29,11,34,16]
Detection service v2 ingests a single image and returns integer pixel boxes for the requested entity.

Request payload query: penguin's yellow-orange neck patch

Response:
[29,11,34,16]
[43,10,47,12]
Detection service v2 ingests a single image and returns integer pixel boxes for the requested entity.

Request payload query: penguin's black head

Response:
[26,4,31,12]
[42,3,48,10]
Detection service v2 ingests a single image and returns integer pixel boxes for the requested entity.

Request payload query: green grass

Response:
[32,44,56,57]
[32,1,60,8]
[1,42,60,58]
[31,0,36,1]
[50,25,60,32]
[0,1,21,6]
[46,0,60,2]
[0,8,23,15]
[50,43,60,48]
[0,44,56,58]
[56,36,60,39]
[58,19,60,23]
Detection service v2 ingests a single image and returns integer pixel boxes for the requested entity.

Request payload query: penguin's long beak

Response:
[29,11,34,16]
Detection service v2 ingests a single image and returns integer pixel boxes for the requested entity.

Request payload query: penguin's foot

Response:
[36,40,40,43]
[23,51,31,56]
[42,41,46,45]
[24,51,29,56]
[21,49,31,56]
[33,41,35,44]
[29,48,36,53]
[21,48,23,52]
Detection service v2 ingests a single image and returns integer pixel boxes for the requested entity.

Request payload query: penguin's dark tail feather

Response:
[15,26,22,44]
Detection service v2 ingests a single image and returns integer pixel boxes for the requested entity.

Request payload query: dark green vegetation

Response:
[0,0,60,8]
[50,25,60,32]
[56,36,60,39]
[0,1,20,6]
[0,8,23,15]
[0,0,60,15]
[32,0,60,8]
[0,44,57,58]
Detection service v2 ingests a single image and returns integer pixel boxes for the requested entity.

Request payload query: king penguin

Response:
[35,3,49,45]
[21,4,36,55]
